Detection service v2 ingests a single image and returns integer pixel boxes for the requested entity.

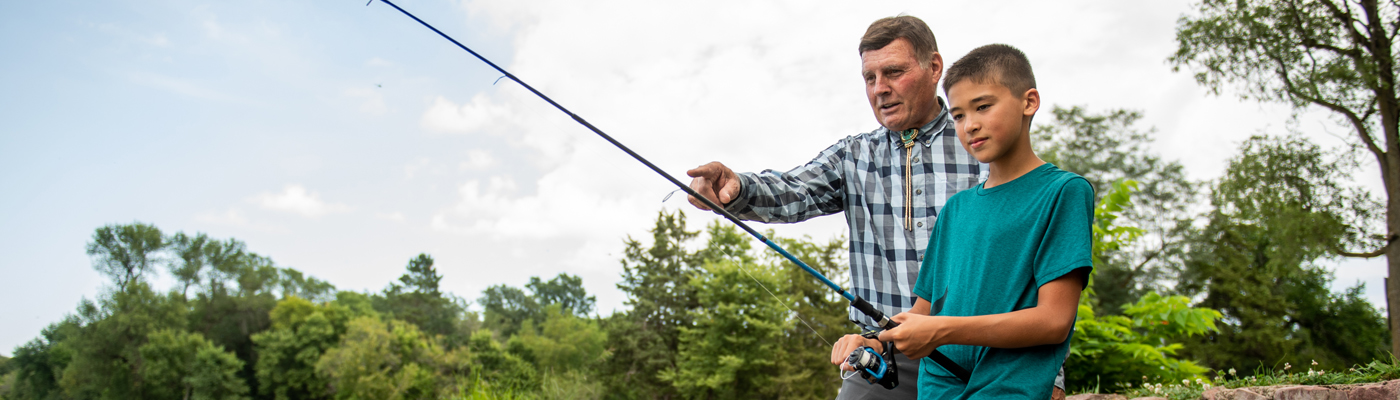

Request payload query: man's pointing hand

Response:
[686,162,741,211]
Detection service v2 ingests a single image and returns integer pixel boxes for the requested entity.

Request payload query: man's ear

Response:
[1021,88,1040,117]
[926,52,944,83]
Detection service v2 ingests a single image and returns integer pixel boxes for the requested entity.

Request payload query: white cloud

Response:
[366,57,395,67]
[459,150,496,170]
[376,212,407,223]
[343,87,388,116]
[421,94,518,135]
[403,158,433,179]
[401,0,1388,314]
[251,185,352,217]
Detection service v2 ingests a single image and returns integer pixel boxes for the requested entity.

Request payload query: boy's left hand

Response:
[877,313,946,359]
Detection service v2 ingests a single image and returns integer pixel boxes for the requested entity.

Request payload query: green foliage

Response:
[597,210,703,399]
[59,282,187,399]
[526,274,596,316]
[507,305,607,374]
[1036,106,1197,314]
[466,330,537,394]
[661,260,792,399]
[1070,293,1219,391]
[1178,135,1390,373]
[251,295,373,400]
[139,329,250,400]
[1171,0,1400,355]
[87,222,166,287]
[1171,0,1397,118]
[6,319,78,400]
[1067,179,1222,392]
[761,233,849,400]
[315,317,468,400]
[376,254,471,346]
[480,285,540,339]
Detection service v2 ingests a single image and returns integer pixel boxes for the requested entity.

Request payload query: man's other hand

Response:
[830,334,882,372]
[685,162,741,211]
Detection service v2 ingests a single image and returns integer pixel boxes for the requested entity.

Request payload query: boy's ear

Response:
[1021,88,1040,117]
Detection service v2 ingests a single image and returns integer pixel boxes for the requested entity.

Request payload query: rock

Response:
[1066,394,1126,400]
[1273,386,1348,400]
[1339,379,1400,400]
[1128,397,1169,400]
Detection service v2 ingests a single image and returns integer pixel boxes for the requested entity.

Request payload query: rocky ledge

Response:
[1065,379,1400,400]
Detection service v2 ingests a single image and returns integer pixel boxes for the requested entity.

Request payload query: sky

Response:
[0,0,1389,355]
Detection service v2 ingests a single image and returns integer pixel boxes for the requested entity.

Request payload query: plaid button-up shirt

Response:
[723,99,986,328]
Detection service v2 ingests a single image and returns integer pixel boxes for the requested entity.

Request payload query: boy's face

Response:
[861,38,943,131]
[946,78,1039,164]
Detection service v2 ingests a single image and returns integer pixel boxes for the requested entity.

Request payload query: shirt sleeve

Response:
[722,139,849,223]
[1034,177,1095,288]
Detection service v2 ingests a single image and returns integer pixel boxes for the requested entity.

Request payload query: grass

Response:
[1120,357,1400,399]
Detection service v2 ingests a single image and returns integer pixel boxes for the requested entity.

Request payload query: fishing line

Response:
[372,0,970,384]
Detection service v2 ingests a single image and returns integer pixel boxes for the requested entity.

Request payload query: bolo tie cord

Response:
[900,129,920,231]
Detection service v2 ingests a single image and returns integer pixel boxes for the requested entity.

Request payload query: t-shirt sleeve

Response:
[1034,177,1095,288]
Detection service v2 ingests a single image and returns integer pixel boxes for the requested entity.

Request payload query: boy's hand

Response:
[830,334,882,371]
[878,313,946,359]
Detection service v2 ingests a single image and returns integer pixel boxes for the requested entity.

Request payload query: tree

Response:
[314,317,468,400]
[1176,135,1390,371]
[1065,180,1220,391]
[599,210,704,399]
[87,223,166,287]
[1172,0,1400,354]
[251,295,375,400]
[1035,106,1198,313]
[660,259,791,399]
[478,285,540,339]
[57,282,187,399]
[761,232,849,400]
[139,329,250,400]
[376,254,468,344]
[507,304,608,374]
[526,273,596,316]
[6,318,79,400]
[168,232,212,299]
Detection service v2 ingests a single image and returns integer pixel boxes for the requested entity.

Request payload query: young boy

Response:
[876,44,1093,399]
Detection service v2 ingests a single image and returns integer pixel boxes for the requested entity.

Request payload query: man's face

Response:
[946,78,1038,164]
[861,38,943,131]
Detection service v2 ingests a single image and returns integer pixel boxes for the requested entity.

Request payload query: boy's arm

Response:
[828,299,931,370]
[878,267,1088,359]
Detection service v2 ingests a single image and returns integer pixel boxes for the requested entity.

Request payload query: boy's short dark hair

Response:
[942,44,1036,96]
[859,15,938,68]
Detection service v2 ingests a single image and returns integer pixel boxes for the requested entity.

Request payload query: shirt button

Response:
[913,157,920,162]
[917,221,923,227]
[915,189,922,195]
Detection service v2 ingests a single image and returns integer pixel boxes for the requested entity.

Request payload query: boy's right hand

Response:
[685,162,741,210]
[830,334,883,371]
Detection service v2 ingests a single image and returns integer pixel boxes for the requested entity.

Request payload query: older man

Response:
[685,16,1066,400]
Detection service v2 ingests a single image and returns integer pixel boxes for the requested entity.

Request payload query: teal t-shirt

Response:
[912,163,1094,399]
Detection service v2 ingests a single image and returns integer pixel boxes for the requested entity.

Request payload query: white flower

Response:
[1229,368,1237,376]
[1183,379,1191,385]
[1284,363,1292,370]
[1311,359,1318,366]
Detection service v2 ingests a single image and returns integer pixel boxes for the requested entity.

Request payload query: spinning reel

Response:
[844,330,899,389]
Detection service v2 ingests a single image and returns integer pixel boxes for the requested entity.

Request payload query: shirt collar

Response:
[879,96,951,146]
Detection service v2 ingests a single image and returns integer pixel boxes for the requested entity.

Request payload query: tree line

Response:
[0,110,1392,398]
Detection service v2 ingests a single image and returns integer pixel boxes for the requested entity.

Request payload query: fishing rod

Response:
[371,0,970,386]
